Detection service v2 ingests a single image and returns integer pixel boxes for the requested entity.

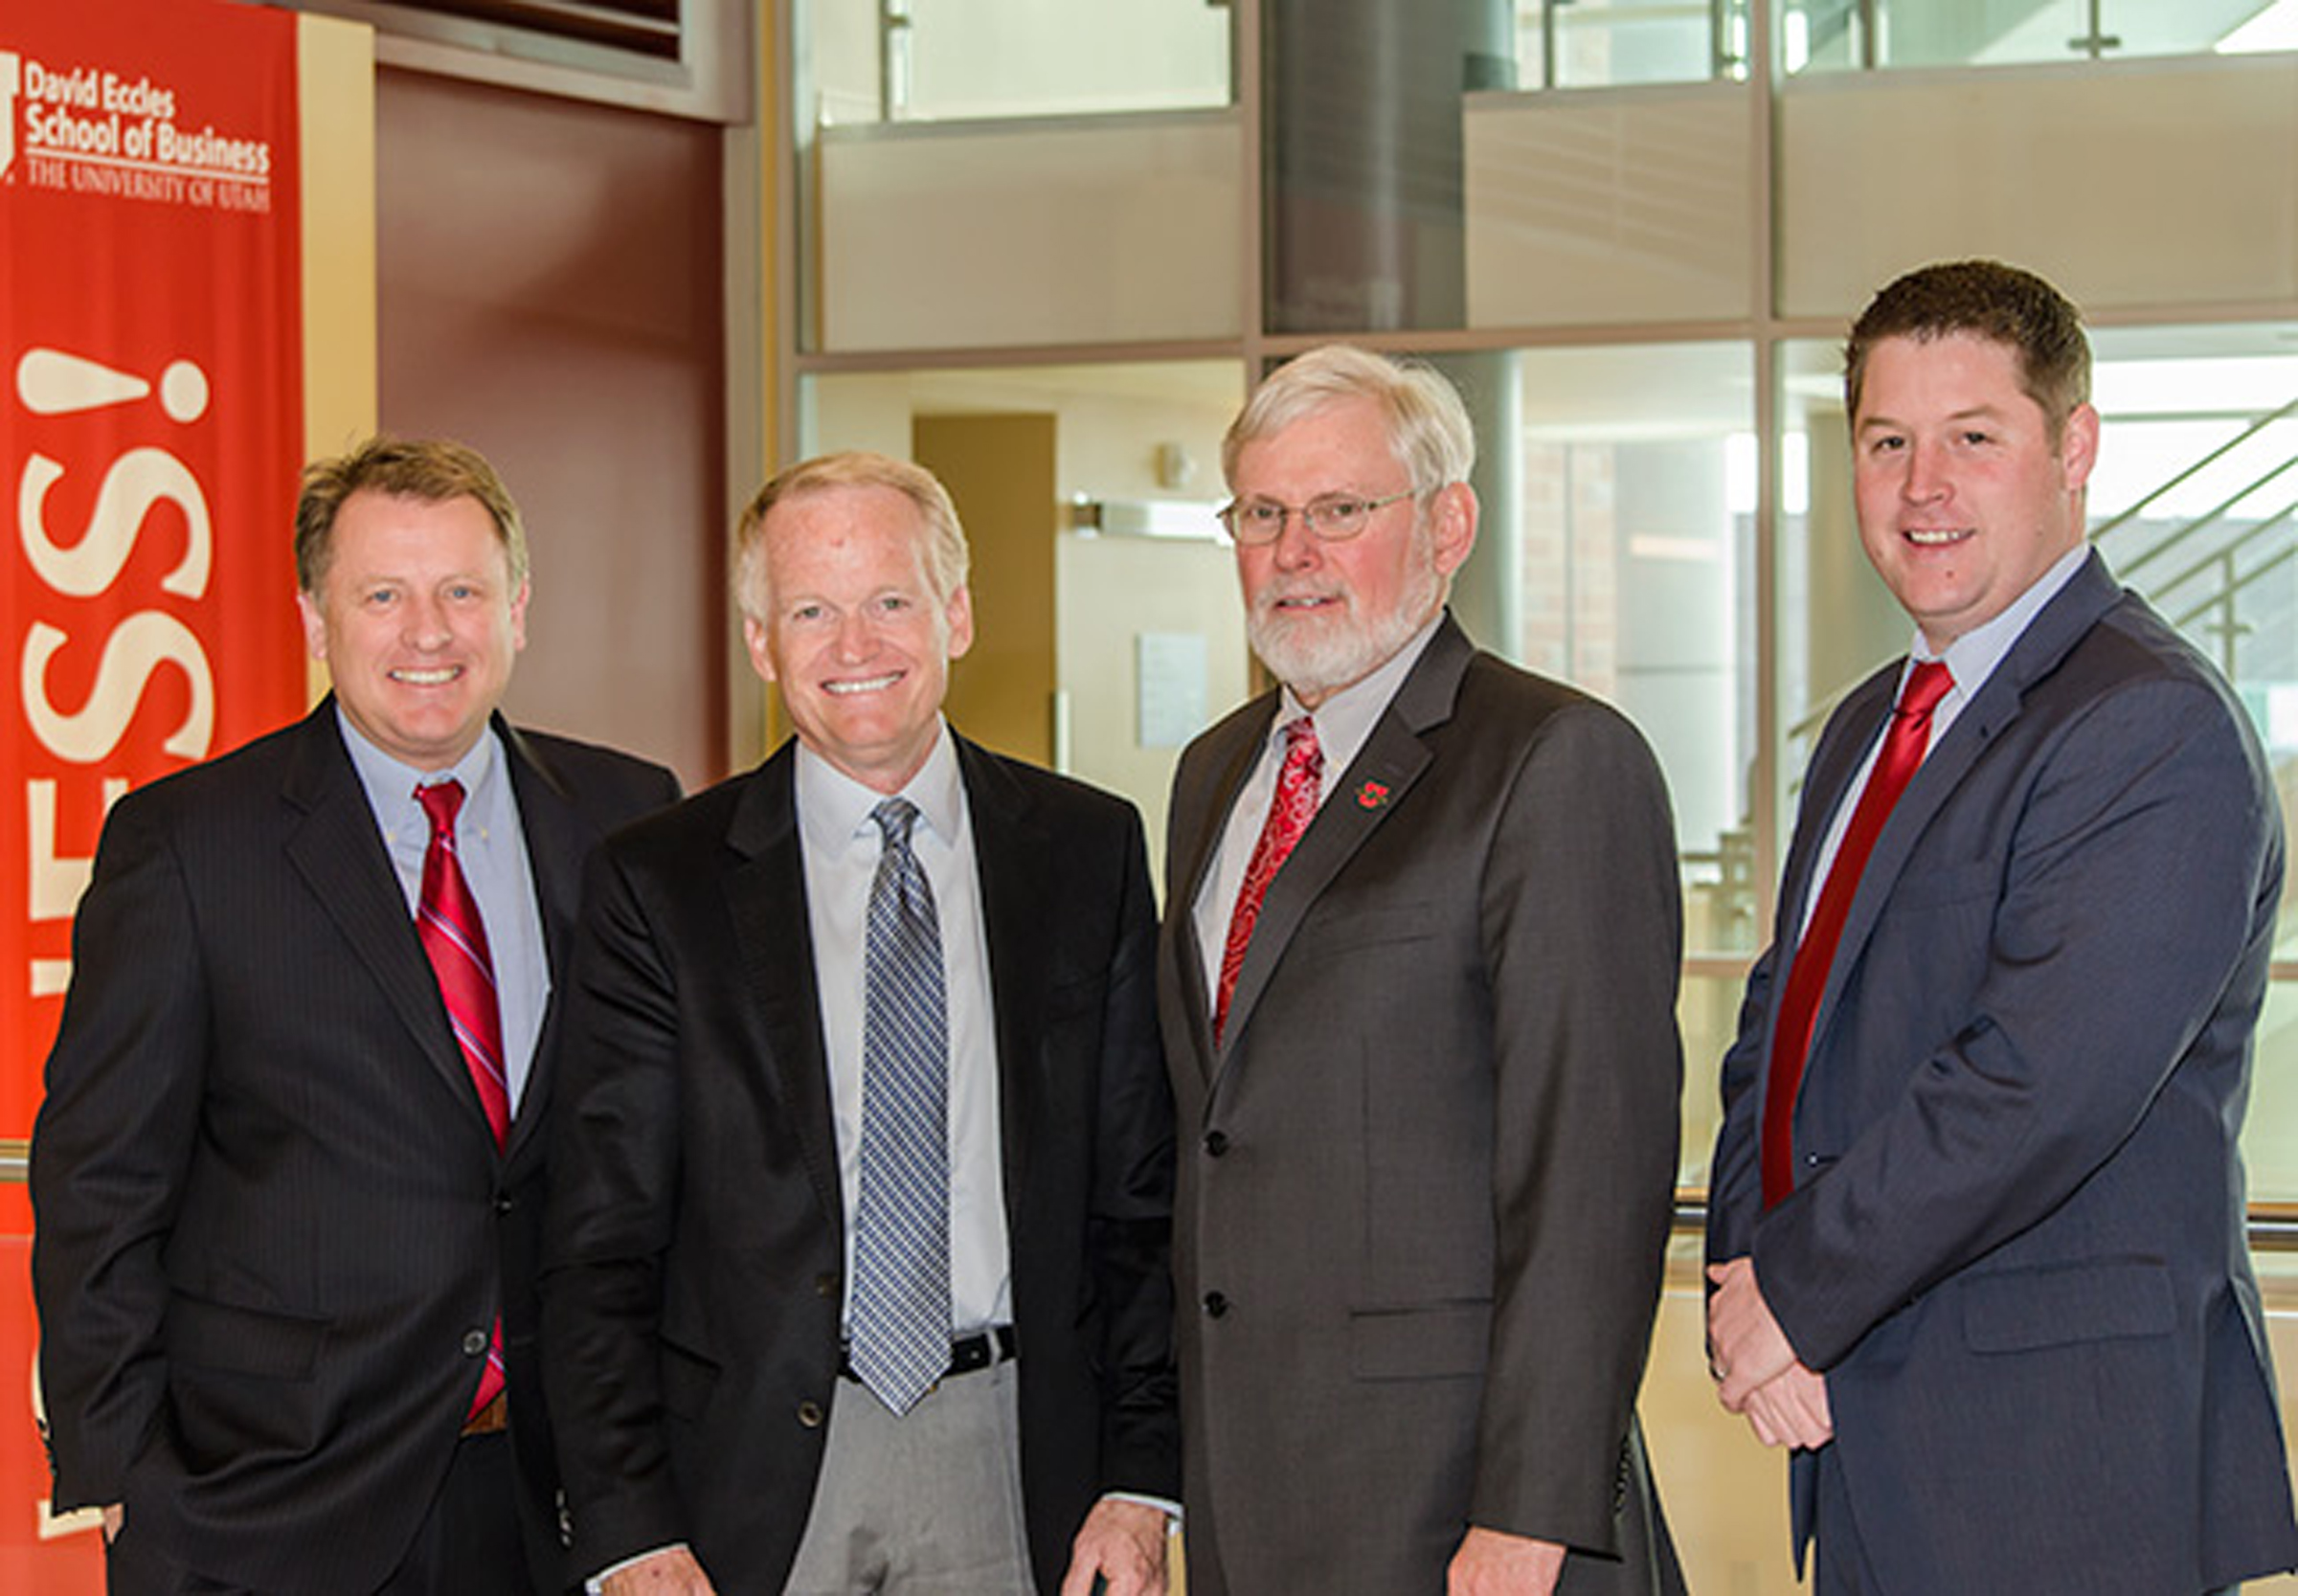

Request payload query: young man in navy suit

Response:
[1707,259,2298,1593]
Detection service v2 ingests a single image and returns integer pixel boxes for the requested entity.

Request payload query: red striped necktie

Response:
[416,778,507,1417]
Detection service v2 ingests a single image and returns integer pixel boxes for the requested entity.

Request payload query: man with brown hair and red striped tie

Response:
[1705,259,2298,1594]
[32,437,678,1595]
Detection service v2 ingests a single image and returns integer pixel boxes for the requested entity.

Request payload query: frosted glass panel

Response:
[1465,84,1755,328]
[817,115,1244,351]
[1778,56,2298,322]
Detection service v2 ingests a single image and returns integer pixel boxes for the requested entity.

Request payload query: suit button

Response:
[1203,1291,1229,1318]
[815,1272,839,1298]
[495,1195,514,1215]
[462,1329,489,1357]
[1203,1130,1229,1158]
[798,1401,826,1428]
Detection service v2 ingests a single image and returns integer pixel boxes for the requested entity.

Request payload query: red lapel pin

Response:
[1356,780,1389,810]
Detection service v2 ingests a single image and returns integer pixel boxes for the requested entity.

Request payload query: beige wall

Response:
[374,69,730,790]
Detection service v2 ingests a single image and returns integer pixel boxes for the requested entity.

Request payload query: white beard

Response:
[1247,551,1443,703]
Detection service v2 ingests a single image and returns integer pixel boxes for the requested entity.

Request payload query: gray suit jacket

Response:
[1160,617,1686,1595]
[1708,552,2298,1590]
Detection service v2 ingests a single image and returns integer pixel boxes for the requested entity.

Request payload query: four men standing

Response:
[29,264,2298,1596]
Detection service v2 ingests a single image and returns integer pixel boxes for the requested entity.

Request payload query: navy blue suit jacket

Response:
[1709,552,2298,1590]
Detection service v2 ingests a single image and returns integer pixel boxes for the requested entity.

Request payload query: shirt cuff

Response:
[586,1542,688,1593]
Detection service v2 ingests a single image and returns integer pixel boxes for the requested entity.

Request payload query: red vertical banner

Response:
[1,0,307,1133]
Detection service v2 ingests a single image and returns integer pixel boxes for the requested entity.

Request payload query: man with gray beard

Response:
[1158,346,1688,1595]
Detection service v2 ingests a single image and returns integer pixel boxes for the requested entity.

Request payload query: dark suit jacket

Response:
[30,700,679,1594]
[1708,552,2298,1591]
[1160,617,1685,1595]
[538,734,1178,1590]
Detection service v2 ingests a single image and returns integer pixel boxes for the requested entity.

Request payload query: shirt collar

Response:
[337,704,505,816]
[1918,542,2091,696]
[795,718,963,854]
[1274,610,1445,770]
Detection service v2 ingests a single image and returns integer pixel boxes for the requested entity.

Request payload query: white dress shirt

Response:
[795,721,1012,1336]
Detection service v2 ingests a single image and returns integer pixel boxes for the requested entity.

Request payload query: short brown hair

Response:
[295,437,529,594]
[732,451,969,624]
[1845,259,2091,443]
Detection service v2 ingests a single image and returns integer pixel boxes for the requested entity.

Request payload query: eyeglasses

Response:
[1216,489,1416,546]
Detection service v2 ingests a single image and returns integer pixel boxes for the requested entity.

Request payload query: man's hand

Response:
[1706,1256,1797,1406]
[1446,1525,1567,1596]
[1708,1256,1833,1450]
[600,1546,717,1596]
[1060,1497,1169,1596]
[1736,1361,1833,1450]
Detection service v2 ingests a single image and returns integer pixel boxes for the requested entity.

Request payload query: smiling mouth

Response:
[1904,528,1972,547]
[1267,593,1343,614]
[823,672,901,695]
[392,666,462,686]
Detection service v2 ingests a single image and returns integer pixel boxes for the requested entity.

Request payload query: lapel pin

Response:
[1356,780,1390,810]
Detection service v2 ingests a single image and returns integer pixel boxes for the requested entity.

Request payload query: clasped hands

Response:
[1705,1256,1833,1451]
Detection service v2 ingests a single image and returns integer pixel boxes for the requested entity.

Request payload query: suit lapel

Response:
[957,739,1049,1235]
[500,719,584,1163]
[724,746,845,1232]
[281,703,489,1144]
[1167,702,1273,1079]
[1802,552,2124,1067]
[1211,620,1471,1084]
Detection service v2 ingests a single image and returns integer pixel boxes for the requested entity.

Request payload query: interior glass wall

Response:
[788,0,2298,1207]
[1781,0,2295,72]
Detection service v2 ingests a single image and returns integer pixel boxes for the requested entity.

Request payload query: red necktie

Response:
[416,779,508,1417]
[1761,661,1953,1208]
[1214,717,1322,1045]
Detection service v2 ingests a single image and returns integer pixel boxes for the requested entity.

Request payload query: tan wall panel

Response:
[1465,84,1758,329]
[916,413,1058,767]
[1780,56,2298,323]
[374,70,728,788]
[817,114,1243,351]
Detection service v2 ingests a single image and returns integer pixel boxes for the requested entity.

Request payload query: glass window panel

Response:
[2248,982,2298,1203]
[805,0,1230,126]
[1519,0,1750,88]
[1783,0,2289,74]
[1491,343,1760,956]
[1679,965,1750,1189]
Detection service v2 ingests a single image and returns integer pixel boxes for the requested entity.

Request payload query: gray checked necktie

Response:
[847,797,952,1415]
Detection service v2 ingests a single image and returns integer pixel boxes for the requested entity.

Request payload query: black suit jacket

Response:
[1709,553,2298,1589]
[31,700,679,1595]
[1160,618,1685,1595]
[539,734,1178,1590]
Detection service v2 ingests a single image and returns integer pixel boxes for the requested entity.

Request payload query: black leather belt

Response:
[840,1324,1017,1385]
